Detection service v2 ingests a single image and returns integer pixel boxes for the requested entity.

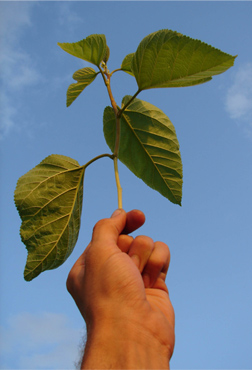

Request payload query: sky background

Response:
[0,1,252,369]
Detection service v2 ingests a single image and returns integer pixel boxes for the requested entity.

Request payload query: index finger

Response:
[121,209,146,234]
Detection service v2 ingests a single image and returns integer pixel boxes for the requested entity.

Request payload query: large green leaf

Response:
[132,29,237,90]
[58,34,107,67]
[14,155,85,281]
[103,96,183,205]
[67,67,99,107]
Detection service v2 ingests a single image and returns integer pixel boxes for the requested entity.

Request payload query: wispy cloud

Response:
[57,2,83,30]
[225,63,252,138]
[0,311,84,369]
[0,2,41,140]
[0,2,88,140]
[0,2,32,43]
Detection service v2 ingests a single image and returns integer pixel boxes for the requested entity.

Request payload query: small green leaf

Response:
[58,34,107,67]
[103,45,110,64]
[132,29,237,90]
[103,96,183,205]
[72,67,98,82]
[121,53,135,76]
[67,67,98,107]
[14,155,85,281]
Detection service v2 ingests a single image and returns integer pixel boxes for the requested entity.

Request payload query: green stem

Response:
[99,65,123,208]
[110,68,122,76]
[118,89,141,118]
[114,156,123,209]
[114,115,120,157]
[98,66,107,86]
[113,115,122,208]
[84,153,114,169]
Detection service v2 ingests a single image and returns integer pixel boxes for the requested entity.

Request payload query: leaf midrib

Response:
[123,105,179,145]
[22,184,82,219]
[24,168,84,277]
[122,111,180,202]
[139,34,231,88]
[19,166,84,208]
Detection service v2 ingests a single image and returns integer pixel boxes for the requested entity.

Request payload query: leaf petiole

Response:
[84,153,114,169]
[118,89,141,118]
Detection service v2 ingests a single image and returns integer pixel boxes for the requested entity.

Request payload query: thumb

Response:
[111,209,124,218]
[91,209,127,248]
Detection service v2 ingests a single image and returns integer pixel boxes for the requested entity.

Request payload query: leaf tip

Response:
[23,266,36,282]
[57,42,63,49]
[24,274,32,282]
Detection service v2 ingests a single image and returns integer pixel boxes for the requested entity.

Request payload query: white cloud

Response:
[2,49,41,91]
[0,2,41,140]
[0,2,86,140]
[225,63,252,137]
[0,312,84,370]
[0,2,32,43]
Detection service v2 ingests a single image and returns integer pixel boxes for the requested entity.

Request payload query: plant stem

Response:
[118,89,141,118]
[84,153,114,169]
[114,156,123,209]
[99,65,123,209]
[106,76,118,116]
[113,114,122,208]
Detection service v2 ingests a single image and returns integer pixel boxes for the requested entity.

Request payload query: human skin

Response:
[67,209,175,369]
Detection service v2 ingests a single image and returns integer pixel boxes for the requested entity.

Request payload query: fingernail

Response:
[111,209,123,218]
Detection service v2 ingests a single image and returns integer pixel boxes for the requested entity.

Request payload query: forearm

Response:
[81,320,170,369]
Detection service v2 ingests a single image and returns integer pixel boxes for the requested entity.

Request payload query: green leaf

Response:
[58,34,107,67]
[103,96,183,205]
[121,53,135,76]
[67,67,98,107]
[103,45,110,64]
[14,155,85,281]
[132,29,237,90]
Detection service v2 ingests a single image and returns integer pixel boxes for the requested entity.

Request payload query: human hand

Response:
[67,209,175,369]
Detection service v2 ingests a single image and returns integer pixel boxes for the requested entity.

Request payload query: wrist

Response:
[82,313,171,369]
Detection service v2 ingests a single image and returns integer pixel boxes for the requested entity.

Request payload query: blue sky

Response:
[0,1,252,369]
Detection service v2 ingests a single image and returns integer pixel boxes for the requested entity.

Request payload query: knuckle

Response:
[93,218,106,231]
[92,218,110,238]
[92,217,111,233]
[135,235,154,248]
[66,269,75,294]
[158,241,170,257]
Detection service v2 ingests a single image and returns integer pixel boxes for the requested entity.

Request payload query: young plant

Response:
[14,29,236,281]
